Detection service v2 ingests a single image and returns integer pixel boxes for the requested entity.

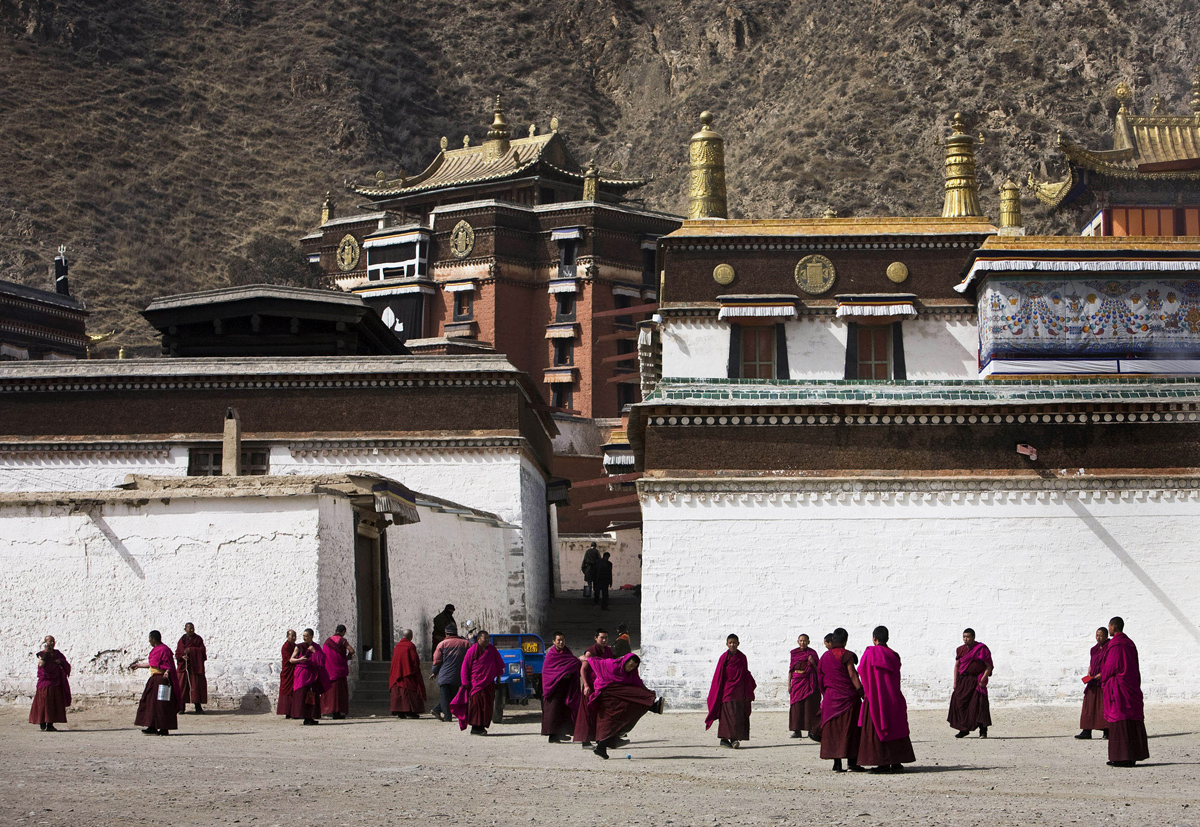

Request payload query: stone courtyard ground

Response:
[2,704,1196,827]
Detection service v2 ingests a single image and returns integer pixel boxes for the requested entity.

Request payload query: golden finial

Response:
[440,136,449,151]
[1114,82,1133,112]
[1191,68,1200,115]
[687,111,727,219]
[528,123,537,137]
[998,179,1023,233]
[118,347,128,359]
[375,170,387,185]
[321,191,335,224]
[484,95,511,159]
[550,116,560,132]
[1151,95,1164,115]
[822,207,837,218]
[463,135,471,147]
[942,111,984,219]
[582,160,599,201]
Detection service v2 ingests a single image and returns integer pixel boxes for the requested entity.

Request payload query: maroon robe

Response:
[819,648,861,761]
[1080,640,1109,732]
[705,649,756,741]
[540,644,581,738]
[573,644,614,743]
[948,641,992,732]
[134,643,181,731]
[320,635,352,716]
[29,649,71,725]
[450,643,505,730]
[856,644,916,767]
[589,654,656,743]
[290,641,330,720]
[1102,632,1149,763]
[277,640,296,716]
[175,633,208,706]
[388,639,426,714]
[789,647,821,735]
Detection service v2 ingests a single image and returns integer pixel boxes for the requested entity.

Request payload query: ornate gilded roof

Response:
[664,216,997,239]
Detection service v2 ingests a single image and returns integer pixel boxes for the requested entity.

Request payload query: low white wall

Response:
[0,447,189,493]
[661,317,729,379]
[786,318,848,379]
[904,316,979,379]
[640,483,1200,709]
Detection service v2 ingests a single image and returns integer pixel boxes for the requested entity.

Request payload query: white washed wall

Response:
[556,530,644,591]
[786,318,848,379]
[904,316,979,379]
[518,456,551,633]
[0,495,361,707]
[661,317,729,379]
[640,486,1200,709]
[0,447,190,493]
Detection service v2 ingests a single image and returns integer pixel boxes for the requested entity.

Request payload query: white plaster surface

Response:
[0,447,190,493]
[639,486,1200,709]
[518,457,550,634]
[556,530,643,591]
[903,316,980,379]
[785,319,848,379]
[660,317,729,379]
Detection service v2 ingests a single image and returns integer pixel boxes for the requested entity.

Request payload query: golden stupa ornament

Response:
[941,112,984,218]
[687,111,727,219]
[582,161,599,201]
[336,234,360,272]
[320,191,335,224]
[484,95,511,160]
[998,179,1023,232]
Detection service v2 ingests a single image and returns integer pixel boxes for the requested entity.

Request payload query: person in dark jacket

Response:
[432,604,455,651]
[581,543,600,599]
[613,623,632,657]
[595,552,614,610]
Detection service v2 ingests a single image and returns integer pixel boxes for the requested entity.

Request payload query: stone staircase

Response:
[352,660,393,716]
[545,589,640,655]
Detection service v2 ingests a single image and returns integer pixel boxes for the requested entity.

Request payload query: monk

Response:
[1102,616,1149,767]
[389,629,426,718]
[789,633,822,740]
[30,636,71,732]
[541,632,581,743]
[613,624,632,657]
[450,630,505,735]
[290,628,330,725]
[857,626,916,773]
[706,633,757,748]
[1076,626,1110,740]
[949,628,992,738]
[584,653,664,759]
[175,622,208,714]
[819,627,864,772]
[132,629,181,736]
[321,624,355,719]
[574,628,615,748]
[277,629,297,717]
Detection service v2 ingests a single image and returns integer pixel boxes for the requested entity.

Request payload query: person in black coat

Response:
[594,552,614,610]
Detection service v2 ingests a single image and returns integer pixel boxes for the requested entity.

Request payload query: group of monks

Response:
[276,626,356,724]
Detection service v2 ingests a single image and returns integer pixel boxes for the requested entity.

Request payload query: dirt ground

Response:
[3,703,1196,827]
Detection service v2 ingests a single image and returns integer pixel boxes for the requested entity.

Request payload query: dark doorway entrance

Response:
[354,514,393,661]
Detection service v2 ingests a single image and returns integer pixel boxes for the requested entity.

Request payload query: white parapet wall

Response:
[640,480,1200,709]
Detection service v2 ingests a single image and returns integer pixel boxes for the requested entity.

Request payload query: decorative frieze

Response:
[645,409,1200,427]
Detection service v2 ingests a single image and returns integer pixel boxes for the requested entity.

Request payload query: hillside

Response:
[0,0,1197,351]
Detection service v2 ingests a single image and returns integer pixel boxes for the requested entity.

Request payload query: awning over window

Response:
[545,323,578,339]
[444,279,476,293]
[835,294,918,318]
[543,368,577,384]
[371,482,420,525]
[551,227,583,241]
[717,294,798,320]
[548,279,579,294]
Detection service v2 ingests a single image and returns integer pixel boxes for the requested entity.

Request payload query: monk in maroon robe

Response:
[541,633,581,743]
[29,636,71,731]
[450,630,505,735]
[321,624,355,719]
[705,633,757,748]
[1102,616,1149,767]
[573,628,614,748]
[949,628,992,738]
[1076,626,1109,740]
[789,633,821,740]
[389,629,426,718]
[132,630,181,735]
[290,628,330,725]
[277,629,297,717]
[857,626,916,773]
[585,653,664,759]
[175,622,208,714]
[819,627,864,772]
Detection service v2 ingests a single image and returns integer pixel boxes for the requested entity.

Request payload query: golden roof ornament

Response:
[822,207,837,218]
[998,179,1024,235]
[321,191,335,224]
[1112,83,1134,151]
[440,136,449,151]
[1114,82,1133,112]
[941,112,984,219]
[1191,69,1200,115]
[687,111,727,219]
[463,135,471,147]
[483,96,511,160]
[528,123,537,137]
[582,160,599,202]
[550,116,560,132]
[1151,95,1165,115]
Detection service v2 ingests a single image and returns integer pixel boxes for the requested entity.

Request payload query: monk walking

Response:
[789,633,821,740]
[584,653,664,759]
[132,630,181,736]
[819,627,864,772]
[541,632,581,743]
[856,626,916,773]
[1102,616,1149,767]
[705,633,756,748]
[176,622,208,714]
[389,629,426,718]
[321,624,355,719]
[1076,626,1109,740]
[277,629,297,717]
[450,630,505,735]
[949,628,992,738]
[30,636,71,732]
[574,628,614,748]
[290,628,329,725]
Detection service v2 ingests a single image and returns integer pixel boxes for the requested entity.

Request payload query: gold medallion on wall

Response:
[886,261,909,284]
[794,254,836,295]
[336,234,360,272]
[712,263,736,286]
[450,220,476,259]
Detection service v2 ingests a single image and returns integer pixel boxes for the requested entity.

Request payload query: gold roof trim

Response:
[976,235,1200,253]
[665,216,996,239]
[1027,169,1076,208]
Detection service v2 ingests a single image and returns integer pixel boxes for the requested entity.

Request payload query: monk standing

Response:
[705,633,757,748]
[540,632,580,743]
[389,629,426,718]
[132,630,181,736]
[450,630,505,735]
[856,626,916,774]
[574,628,614,748]
[789,633,821,740]
[290,628,329,725]
[175,622,208,714]
[949,628,992,738]
[819,627,864,772]
[584,653,664,759]
[1102,616,1149,767]
[321,624,355,719]
[277,629,297,718]
[30,636,71,732]
[1076,626,1109,740]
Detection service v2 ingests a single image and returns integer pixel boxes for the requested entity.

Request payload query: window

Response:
[641,247,657,289]
[551,383,573,411]
[453,291,474,321]
[553,339,574,366]
[613,294,634,329]
[617,382,638,411]
[555,293,576,323]
[857,326,892,380]
[187,447,270,476]
[739,326,776,379]
[557,238,578,279]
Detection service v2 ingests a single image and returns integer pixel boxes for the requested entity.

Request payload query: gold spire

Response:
[582,160,599,202]
[321,191,334,224]
[687,111,727,219]
[1112,83,1135,151]
[941,112,983,219]
[998,179,1024,235]
[484,95,511,160]
[1191,69,1200,115]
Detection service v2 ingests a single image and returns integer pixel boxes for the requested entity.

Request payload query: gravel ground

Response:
[3,703,1197,827]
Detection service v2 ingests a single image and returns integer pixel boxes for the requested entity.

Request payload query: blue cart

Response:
[489,633,545,723]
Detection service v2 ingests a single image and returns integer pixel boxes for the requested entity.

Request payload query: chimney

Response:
[687,111,727,219]
[941,112,984,218]
[998,179,1025,236]
[53,245,70,296]
[222,408,242,476]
